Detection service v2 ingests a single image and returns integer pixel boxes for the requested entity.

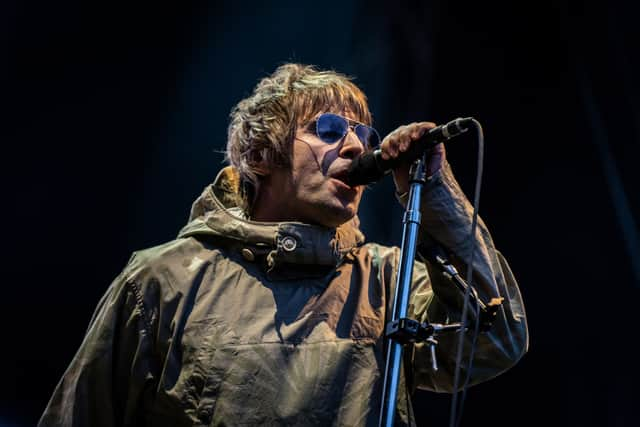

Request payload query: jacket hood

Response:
[178,166,366,269]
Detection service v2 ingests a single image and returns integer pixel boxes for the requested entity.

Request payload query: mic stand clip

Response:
[385,318,464,372]
[423,245,504,332]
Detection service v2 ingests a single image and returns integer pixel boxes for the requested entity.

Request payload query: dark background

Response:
[2,0,639,426]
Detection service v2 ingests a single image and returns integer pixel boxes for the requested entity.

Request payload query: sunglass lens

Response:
[316,114,347,143]
[355,125,381,149]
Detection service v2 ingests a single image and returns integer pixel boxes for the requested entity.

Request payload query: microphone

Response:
[346,117,474,186]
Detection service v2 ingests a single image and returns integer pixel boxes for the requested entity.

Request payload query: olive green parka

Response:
[39,162,528,426]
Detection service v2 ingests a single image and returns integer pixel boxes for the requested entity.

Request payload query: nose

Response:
[338,128,365,159]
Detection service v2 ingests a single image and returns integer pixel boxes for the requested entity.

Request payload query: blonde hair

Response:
[226,63,371,213]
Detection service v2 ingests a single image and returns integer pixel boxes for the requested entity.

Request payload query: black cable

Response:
[455,121,486,427]
[455,304,482,427]
[448,119,484,427]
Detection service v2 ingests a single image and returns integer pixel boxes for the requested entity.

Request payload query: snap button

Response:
[241,248,255,262]
[281,236,297,252]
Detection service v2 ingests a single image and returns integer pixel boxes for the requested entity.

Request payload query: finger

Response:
[402,122,435,141]
[381,121,438,159]
[398,139,410,152]
[386,141,400,158]
[415,122,437,137]
[381,131,404,158]
[410,125,424,140]
[380,138,397,160]
[394,131,416,155]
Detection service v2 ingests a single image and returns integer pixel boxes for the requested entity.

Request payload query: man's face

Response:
[257,111,367,228]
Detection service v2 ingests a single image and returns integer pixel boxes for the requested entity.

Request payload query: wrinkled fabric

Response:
[39,162,528,427]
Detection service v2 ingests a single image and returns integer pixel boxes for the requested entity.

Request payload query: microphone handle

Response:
[347,117,473,185]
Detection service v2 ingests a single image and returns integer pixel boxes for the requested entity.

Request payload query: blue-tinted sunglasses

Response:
[311,113,381,149]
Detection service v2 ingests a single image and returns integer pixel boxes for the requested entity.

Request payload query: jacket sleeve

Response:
[398,160,528,393]
[38,254,157,427]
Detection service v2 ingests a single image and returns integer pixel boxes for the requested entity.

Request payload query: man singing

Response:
[39,63,528,426]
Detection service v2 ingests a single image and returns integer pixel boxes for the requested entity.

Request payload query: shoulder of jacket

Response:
[121,236,222,286]
[108,237,223,320]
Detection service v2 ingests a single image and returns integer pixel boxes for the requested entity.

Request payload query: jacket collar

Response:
[178,167,365,269]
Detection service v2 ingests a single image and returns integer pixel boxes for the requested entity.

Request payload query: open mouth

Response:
[330,170,354,188]
[331,169,348,183]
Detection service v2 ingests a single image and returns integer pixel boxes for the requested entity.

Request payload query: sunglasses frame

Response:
[313,113,381,150]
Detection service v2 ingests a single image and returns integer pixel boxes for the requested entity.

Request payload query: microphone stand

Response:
[379,151,432,427]
[378,151,501,427]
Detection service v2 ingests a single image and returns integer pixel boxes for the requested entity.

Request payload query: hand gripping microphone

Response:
[346,117,474,186]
